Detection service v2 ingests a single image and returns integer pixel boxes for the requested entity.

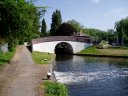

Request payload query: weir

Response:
[53,55,128,96]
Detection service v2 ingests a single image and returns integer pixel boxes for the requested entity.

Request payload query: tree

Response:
[106,29,116,44]
[41,18,47,36]
[0,0,41,51]
[50,9,62,36]
[83,28,107,44]
[115,17,128,46]
[56,22,77,36]
[67,19,84,32]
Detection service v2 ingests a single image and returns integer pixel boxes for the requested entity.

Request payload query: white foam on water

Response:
[54,69,128,84]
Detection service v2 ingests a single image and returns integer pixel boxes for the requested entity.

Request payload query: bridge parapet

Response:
[32,36,91,44]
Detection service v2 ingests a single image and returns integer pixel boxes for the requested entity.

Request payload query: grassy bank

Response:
[43,81,68,96]
[32,52,55,64]
[0,51,15,66]
[78,46,128,57]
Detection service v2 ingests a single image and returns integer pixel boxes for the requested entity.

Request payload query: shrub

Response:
[0,51,15,65]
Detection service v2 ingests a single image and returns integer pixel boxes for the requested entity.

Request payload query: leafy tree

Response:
[0,0,41,51]
[67,19,84,32]
[56,22,77,36]
[83,28,107,44]
[41,18,47,36]
[50,9,62,36]
[115,17,128,46]
[106,29,117,44]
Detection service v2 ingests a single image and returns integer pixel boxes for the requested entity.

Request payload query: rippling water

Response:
[53,55,128,96]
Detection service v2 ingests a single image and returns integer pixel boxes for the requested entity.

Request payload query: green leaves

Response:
[56,22,77,36]
[67,19,84,32]
[50,9,62,36]
[41,18,47,36]
[0,0,40,49]
[115,17,128,45]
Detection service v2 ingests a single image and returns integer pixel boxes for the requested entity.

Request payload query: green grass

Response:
[31,52,55,64]
[78,46,128,57]
[78,46,99,54]
[0,51,15,66]
[43,81,68,96]
[108,46,128,50]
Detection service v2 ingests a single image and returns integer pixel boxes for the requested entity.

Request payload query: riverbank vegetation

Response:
[0,0,45,51]
[43,81,68,96]
[66,17,128,47]
[0,51,15,66]
[78,46,128,57]
[32,52,55,64]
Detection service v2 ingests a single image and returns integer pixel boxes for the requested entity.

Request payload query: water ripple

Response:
[54,70,128,84]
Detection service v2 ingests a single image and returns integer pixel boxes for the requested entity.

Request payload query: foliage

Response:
[60,17,128,46]
[31,52,55,64]
[106,29,117,45]
[41,18,47,37]
[83,28,107,44]
[0,51,15,66]
[82,28,118,45]
[115,17,128,46]
[56,22,77,36]
[8,38,18,51]
[67,19,84,32]
[50,9,62,36]
[0,0,41,49]
[43,81,68,96]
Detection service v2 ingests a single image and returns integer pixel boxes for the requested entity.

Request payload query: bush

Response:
[0,51,15,65]
[8,39,18,52]
[43,81,68,96]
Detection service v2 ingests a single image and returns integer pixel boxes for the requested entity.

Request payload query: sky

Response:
[34,0,128,31]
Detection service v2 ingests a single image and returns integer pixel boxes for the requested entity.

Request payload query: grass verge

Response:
[78,46,99,54]
[32,52,55,64]
[43,81,68,96]
[0,51,15,66]
[78,46,128,57]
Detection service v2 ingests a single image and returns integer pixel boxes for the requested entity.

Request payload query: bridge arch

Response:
[32,36,92,54]
[55,42,73,54]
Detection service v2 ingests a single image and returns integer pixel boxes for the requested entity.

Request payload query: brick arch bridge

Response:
[32,36,91,54]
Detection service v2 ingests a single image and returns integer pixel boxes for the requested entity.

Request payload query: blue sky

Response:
[34,0,128,31]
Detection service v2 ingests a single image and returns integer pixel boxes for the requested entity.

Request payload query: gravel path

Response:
[0,45,50,96]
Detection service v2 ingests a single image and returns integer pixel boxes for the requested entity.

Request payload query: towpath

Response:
[0,45,49,96]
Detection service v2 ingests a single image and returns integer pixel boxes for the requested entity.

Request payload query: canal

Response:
[53,55,128,96]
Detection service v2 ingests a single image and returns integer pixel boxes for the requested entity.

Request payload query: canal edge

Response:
[74,53,128,59]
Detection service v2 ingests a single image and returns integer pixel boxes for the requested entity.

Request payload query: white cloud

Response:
[91,0,101,4]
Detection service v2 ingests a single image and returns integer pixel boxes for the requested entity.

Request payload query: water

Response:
[53,55,128,96]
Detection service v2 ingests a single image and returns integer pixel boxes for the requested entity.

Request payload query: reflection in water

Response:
[56,54,73,61]
[54,55,128,96]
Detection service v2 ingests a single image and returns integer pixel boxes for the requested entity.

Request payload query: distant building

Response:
[74,30,90,37]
